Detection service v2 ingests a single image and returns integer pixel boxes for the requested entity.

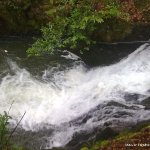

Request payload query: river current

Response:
[0,38,150,149]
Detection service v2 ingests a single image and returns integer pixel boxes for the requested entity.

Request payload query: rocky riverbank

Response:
[81,121,150,150]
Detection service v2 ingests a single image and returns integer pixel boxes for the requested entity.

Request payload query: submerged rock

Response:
[141,97,150,109]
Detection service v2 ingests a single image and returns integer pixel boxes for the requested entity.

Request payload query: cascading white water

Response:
[0,44,150,148]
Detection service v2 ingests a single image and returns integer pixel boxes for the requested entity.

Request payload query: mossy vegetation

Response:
[80,123,150,150]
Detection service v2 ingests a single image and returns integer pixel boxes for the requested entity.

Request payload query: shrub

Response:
[0,111,11,149]
[0,110,26,150]
[27,0,127,56]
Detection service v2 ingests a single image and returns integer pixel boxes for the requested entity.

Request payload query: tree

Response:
[27,0,127,56]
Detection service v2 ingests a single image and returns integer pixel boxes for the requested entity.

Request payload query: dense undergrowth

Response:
[27,0,150,56]
[27,0,128,56]
[1,0,150,55]
[0,0,50,35]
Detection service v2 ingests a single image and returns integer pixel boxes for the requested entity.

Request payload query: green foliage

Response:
[4,0,39,10]
[0,111,25,150]
[92,140,109,149]
[28,0,124,56]
[80,147,89,150]
[80,139,110,150]
[0,111,11,149]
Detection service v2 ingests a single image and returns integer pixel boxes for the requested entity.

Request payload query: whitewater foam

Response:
[0,44,150,148]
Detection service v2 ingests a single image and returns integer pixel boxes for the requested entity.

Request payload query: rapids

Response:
[0,42,150,149]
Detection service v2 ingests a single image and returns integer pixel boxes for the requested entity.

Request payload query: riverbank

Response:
[0,0,150,41]
[81,121,150,150]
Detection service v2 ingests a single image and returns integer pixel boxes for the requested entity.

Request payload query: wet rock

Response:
[124,93,141,101]
[141,97,150,109]
[11,127,53,150]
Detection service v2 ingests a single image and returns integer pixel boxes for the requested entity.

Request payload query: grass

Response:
[0,109,26,150]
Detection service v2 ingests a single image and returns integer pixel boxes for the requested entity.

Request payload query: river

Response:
[0,37,150,149]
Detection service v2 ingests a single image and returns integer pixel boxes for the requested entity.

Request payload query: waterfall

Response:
[0,44,150,148]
